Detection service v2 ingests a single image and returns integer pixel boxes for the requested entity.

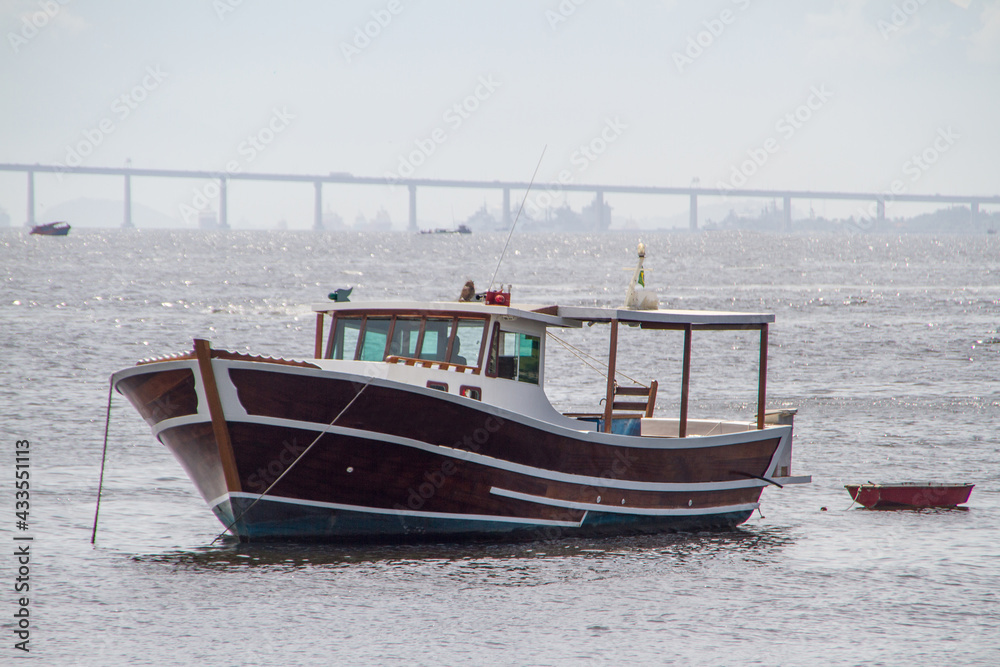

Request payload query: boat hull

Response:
[29,221,70,235]
[212,494,754,543]
[846,483,974,509]
[114,349,799,543]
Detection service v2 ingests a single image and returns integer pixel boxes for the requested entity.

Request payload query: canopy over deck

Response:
[556,306,774,435]
[557,306,774,329]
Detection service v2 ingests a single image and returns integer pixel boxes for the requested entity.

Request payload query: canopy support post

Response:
[757,323,768,430]
[679,325,692,438]
[602,319,619,433]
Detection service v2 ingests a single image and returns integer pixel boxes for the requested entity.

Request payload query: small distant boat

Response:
[420,224,472,235]
[846,483,974,509]
[30,221,70,236]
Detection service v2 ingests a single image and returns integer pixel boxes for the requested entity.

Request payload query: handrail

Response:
[385,355,479,374]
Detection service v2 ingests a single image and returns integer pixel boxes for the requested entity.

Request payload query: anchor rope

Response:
[210,376,374,545]
[91,377,114,544]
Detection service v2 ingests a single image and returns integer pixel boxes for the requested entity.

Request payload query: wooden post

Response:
[757,323,768,430]
[193,339,242,493]
[679,325,692,438]
[603,319,619,433]
[314,313,324,358]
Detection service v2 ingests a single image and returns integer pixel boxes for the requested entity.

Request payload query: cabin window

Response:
[358,317,392,361]
[426,381,448,392]
[331,317,362,360]
[452,319,485,366]
[389,317,421,358]
[497,331,540,384]
[460,385,482,400]
[518,334,540,383]
[328,313,489,367]
[418,318,454,361]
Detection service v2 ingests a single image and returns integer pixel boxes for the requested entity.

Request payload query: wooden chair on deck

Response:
[611,381,658,418]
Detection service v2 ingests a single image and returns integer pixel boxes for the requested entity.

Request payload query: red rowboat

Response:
[846,483,974,509]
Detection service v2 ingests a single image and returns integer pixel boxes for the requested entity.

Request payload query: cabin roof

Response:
[311,301,579,327]
[312,300,774,329]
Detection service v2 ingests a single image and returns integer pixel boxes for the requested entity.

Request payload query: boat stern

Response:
[763,409,810,485]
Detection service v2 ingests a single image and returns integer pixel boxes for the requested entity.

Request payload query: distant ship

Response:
[460,202,508,233]
[420,224,472,235]
[30,221,70,236]
[198,210,229,230]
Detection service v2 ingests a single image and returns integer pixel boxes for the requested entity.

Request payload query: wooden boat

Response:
[29,221,70,235]
[845,483,974,509]
[112,247,809,543]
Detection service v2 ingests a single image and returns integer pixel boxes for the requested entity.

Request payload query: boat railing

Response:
[384,355,479,374]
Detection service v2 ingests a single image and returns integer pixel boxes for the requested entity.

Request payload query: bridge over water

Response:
[2,162,998,230]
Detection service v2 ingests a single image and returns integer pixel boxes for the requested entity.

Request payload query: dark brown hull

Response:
[29,222,70,235]
[114,351,792,542]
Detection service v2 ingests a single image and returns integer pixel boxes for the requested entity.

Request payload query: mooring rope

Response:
[545,331,648,388]
[210,376,374,545]
[91,377,114,544]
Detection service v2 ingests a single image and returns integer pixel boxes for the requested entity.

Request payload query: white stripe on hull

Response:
[211,491,588,528]
[159,414,771,494]
[218,359,793,451]
[490,487,759,517]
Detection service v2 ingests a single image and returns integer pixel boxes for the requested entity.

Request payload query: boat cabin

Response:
[311,300,783,439]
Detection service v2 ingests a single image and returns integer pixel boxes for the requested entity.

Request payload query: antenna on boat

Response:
[488,145,547,292]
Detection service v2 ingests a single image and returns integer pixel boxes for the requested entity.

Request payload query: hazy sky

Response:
[1,0,998,228]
